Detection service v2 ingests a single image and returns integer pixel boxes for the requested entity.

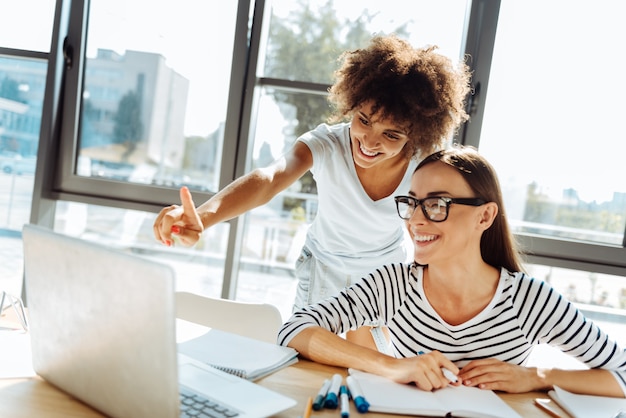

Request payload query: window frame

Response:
[26,0,626,303]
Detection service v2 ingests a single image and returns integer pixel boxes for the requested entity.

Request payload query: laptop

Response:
[22,224,296,418]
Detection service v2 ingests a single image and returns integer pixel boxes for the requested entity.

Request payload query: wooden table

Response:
[0,359,570,417]
[259,360,568,417]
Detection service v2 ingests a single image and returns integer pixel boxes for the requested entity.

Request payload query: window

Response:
[476,0,626,340]
[76,0,237,193]
[0,0,54,298]
[55,0,241,205]
[0,55,47,296]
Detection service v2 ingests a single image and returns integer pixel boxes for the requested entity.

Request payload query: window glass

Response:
[78,0,237,193]
[0,0,56,52]
[479,0,626,246]
[263,0,468,83]
[0,56,46,296]
[526,263,626,346]
[53,201,229,299]
[236,0,469,314]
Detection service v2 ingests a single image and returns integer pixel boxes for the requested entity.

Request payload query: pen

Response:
[302,396,313,418]
[442,367,458,383]
[340,385,350,418]
[534,398,563,418]
[312,378,331,410]
[346,375,369,413]
[324,373,343,409]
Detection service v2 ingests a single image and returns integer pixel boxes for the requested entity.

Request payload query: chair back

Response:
[175,291,283,344]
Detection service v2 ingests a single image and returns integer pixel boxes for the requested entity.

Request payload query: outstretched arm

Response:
[153,141,313,246]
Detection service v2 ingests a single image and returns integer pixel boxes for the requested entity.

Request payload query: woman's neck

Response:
[355,156,410,201]
[422,262,500,326]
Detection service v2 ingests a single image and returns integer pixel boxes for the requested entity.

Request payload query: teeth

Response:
[415,235,437,242]
[360,144,378,157]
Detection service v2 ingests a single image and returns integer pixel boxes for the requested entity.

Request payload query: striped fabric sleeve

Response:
[277,263,410,347]
[513,273,626,395]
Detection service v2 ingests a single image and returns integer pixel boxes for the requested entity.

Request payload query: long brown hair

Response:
[415,146,525,273]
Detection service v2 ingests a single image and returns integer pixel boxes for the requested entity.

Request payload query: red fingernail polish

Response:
[171,225,180,234]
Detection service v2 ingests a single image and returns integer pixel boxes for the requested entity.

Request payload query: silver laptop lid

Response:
[23,224,179,418]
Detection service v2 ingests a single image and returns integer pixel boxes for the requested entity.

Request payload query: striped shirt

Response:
[278,263,626,395]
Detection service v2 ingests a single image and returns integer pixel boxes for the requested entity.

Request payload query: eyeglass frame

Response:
[394,195,487,222]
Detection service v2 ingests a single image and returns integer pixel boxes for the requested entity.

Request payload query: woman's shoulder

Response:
[367,262,421,284]
[499,268,562,303]
[500,268,536,285]
[299,123,349,146]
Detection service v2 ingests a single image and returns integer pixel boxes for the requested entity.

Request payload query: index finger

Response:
[426,350,459,374]
[459,358,492,372]
[179,186,197,216]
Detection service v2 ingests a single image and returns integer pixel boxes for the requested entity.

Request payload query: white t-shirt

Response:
[298,122,418,274]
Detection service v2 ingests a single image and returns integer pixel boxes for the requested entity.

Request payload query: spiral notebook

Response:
[178,327,298,381]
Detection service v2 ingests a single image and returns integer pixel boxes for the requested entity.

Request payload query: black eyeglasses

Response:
[394,195,486,222]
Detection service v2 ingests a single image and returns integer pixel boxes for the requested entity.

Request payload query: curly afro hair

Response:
[328,34,472,159]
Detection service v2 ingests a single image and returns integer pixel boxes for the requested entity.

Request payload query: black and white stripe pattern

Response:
[278,263,626,394]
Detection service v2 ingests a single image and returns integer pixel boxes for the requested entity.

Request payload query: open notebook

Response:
[348,368,521,418]
[22,224,296,418]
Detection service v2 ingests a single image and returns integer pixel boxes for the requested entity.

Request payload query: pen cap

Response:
[353,396,369,413]
[324,374,342,409]
[346,375,369,412]
[324,392,338,409]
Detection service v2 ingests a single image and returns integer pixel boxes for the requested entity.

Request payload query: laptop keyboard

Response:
[180,387,240,418]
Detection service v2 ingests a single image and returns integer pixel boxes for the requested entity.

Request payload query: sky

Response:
[479,1,626,203]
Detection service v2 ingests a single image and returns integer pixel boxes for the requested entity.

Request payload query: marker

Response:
[312,378,330,410]
[324,373,342,409]
[442,367,458,383]
[346,375,369,413]
[340,385,350,418]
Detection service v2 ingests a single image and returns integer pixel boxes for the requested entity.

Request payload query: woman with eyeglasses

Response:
[278,146,626,398]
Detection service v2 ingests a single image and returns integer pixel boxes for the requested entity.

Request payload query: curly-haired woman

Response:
[153,34,472,347]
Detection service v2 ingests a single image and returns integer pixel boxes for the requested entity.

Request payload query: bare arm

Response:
[197,141,313,228]
[153,141,313,246]
[289,326,460,391]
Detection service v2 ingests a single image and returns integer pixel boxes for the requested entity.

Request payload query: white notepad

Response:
[348,368,521,418]
[548,386,626,418]
[178,327,298,381]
